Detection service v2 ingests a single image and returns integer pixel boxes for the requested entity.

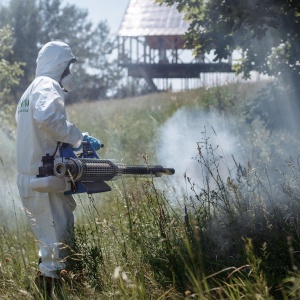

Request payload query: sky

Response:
[66,0,130,35]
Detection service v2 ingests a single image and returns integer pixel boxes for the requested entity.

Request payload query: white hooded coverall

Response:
[15,41,83,279]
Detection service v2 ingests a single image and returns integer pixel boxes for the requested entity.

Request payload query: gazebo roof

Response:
[118,0,190,37]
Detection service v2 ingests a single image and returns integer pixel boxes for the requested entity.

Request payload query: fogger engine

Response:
[30,139,175,195]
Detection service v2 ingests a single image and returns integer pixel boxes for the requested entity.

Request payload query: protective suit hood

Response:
[35,41,76,82]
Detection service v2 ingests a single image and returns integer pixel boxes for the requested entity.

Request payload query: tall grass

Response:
[2,81,300,298]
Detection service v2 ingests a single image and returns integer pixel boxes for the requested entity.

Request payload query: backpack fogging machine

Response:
[30,138,175,195]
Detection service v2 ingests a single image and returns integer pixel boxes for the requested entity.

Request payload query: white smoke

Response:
[155,107,245,198]
[0,128,21,217]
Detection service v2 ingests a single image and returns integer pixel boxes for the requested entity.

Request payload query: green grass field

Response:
[2,81,300,299]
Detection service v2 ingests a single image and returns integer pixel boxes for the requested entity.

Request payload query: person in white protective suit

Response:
[15,41,86,284]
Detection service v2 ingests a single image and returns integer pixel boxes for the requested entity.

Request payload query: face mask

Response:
[61,73,76,92]
[60,61,77,92]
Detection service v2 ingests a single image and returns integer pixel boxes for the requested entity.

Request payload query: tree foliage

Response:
[0,0,39,93]
[0,0,121,102]
[156,0,300,93]
[0,25,24,104]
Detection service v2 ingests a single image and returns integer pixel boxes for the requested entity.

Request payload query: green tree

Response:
[38,0,92,54]
[0,0,38,94]
[0,26,24,102]
[156,0,300,93]
[0,0,121,102]
[79,21,123,100]
[0,25,24,124]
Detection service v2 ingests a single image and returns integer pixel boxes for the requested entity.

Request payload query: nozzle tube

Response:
[54,158,118,182]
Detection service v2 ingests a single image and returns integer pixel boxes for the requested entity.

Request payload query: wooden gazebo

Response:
[117,0,233,91]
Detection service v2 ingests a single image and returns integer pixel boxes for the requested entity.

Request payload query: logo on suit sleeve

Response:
[17,97,29,113]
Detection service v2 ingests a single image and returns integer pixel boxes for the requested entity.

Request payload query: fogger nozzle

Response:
[54,158,175,182]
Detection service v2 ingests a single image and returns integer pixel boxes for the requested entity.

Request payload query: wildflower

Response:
[113,266,130,283]
[113,266,121,279]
